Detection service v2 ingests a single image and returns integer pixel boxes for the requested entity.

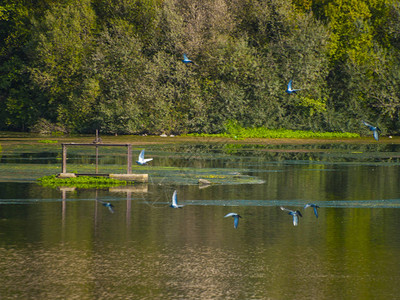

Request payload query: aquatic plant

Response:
[37,175,131,189]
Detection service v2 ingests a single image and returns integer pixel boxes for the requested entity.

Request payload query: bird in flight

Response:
[286,80,302,94]
[182,53,196,65]
[224,212,242,229]
[136,149,153,165]
[280,206,303,226]
[97,200,115,213]
[170,190,184,208]
[362,121,381,141]
[304,203,319,218]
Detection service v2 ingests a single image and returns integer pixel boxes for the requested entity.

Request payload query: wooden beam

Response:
[62,144,67,173]
[127,144,132,174]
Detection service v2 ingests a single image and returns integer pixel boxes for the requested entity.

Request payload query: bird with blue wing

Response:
[362,121,381,141]
[136,149,153,165]
[224,213,242,229]
[304,203,319,218]
[286,80,302,94]
[97,199,115,213]
[182,53,196,65]
[280,206,302,226]
[170,190,184,208]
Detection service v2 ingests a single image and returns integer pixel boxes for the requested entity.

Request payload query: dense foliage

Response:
[1,0,399,135]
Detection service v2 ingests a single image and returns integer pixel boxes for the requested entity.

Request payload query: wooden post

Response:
[127,144,132,174]
[62,144,67,173]
[95,146,99,174]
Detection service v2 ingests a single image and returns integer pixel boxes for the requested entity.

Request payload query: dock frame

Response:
[60,142,148,182]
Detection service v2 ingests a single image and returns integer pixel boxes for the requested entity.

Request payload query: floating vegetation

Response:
[187,121,360,139]
[37,175,132,189]
[38,140,58,144]
[146,167,264,185]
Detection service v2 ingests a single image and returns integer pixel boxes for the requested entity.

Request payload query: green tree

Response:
[28,0,96,131]
[86,23,146,134]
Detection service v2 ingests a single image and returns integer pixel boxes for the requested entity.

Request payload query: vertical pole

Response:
[95,146,99,174]
[95,130,99,174]
[62,144,67,173]
[127,144,132,174]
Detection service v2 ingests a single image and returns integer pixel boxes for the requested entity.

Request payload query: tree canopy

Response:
[1,0,399,135]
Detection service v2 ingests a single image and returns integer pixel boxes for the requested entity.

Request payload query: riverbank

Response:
[0,131,399,146]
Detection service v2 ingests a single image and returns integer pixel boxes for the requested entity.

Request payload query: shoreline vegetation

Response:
[0,129,398,147]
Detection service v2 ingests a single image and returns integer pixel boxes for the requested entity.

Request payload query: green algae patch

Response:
[37,175,131,189]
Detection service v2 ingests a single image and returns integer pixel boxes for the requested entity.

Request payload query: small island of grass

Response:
[37,175,132,189]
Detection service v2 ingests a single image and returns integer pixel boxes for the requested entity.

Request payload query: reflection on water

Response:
[1,141,400,299]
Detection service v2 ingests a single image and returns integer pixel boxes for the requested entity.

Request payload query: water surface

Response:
[1,137,400,299]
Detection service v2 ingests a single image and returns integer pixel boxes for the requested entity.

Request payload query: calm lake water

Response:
[1,134,400,299]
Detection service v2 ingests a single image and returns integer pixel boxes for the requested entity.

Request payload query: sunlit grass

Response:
[38,140,58,143]
[187,123,360,139]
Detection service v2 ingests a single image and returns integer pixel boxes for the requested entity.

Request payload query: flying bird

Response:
[182,53,196,65]
[136,149,153,165]
[280,206,302,226]
[97,200,115,213]
[304,203,319,218]
[224,212,242,229]
[170,190,184,208]
[286,80,301,94]
[362,121,381,141]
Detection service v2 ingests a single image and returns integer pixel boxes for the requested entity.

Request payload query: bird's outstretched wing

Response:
[224,213,241,228]
[304,203,319,218]
[234,216,240,229]
[280,206,294,213]
[170,190,183,208]
[373,130,379,141]
[224,212,238,218]
[139,149,145,160]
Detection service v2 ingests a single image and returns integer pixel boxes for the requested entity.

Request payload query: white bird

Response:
[286,80,302,94]
[304,203,319,218]
[136,149,153,165]
[182,53,196,65]
[170,190,184,208]
[362,120,381,141]
[224,212,242,229]
[280,206,302,226]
